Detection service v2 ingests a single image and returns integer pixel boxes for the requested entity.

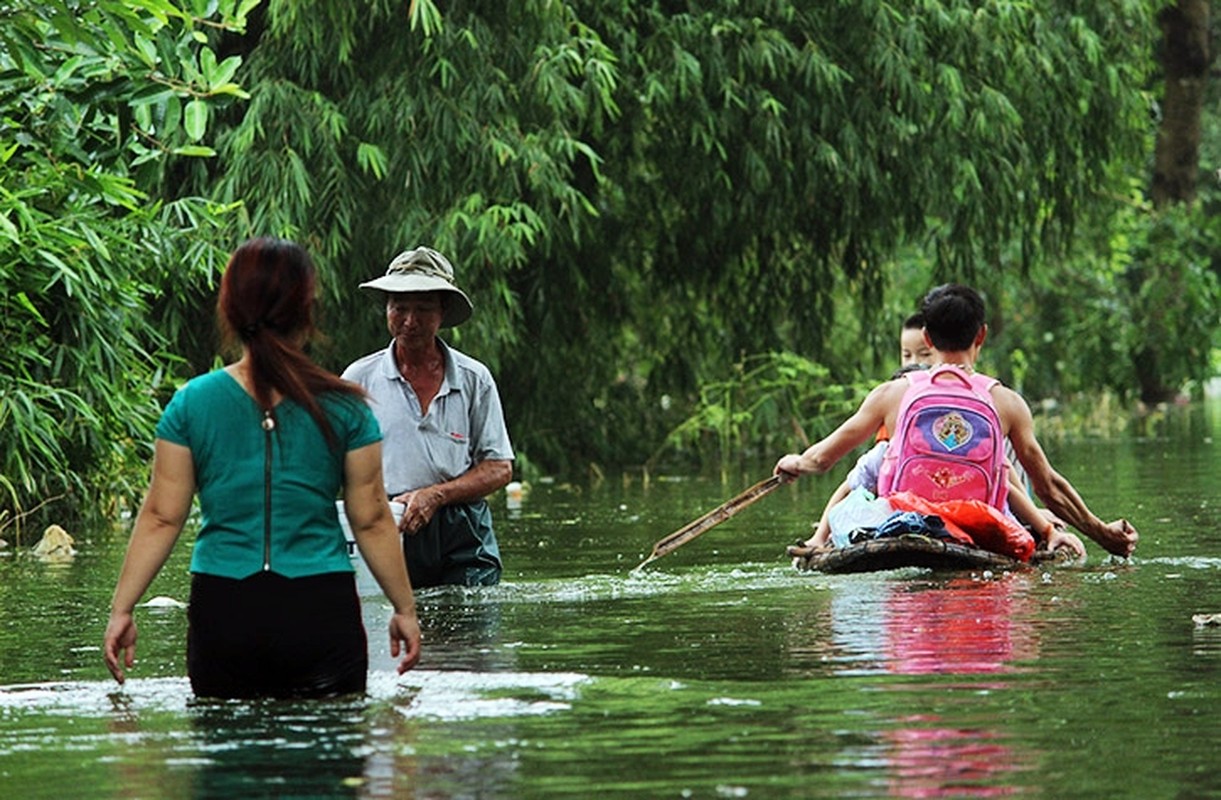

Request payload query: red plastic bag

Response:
[887,491,1035,561]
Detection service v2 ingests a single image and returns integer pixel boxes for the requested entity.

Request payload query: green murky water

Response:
[1,399,1218,798]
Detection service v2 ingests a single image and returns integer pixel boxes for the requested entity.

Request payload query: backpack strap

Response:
[927,364,975,389]
[967,372,999,395]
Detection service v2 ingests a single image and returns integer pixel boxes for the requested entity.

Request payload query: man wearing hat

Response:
[342,246,514,587]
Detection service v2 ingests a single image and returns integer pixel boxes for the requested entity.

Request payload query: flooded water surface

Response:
[1,400,1218,798]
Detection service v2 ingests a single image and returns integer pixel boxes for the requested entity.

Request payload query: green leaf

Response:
[408,0,444,36]
[199,47,218,84]
[355,142,387,179]
[183,99,208,141]
[171,144,217,157]
[134,32,159,67]
[0,212,20,246]
[209,55,242,89]
[208,82,250,99]
[130,84,175,104]
[191,0,218,18]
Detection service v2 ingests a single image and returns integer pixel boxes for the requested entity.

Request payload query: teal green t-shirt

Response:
[155,370,381,579]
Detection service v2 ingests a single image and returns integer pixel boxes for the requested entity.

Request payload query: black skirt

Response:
[187,571,368,699]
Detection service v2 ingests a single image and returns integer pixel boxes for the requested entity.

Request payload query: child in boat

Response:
[796,315,1084,556]
[899,312,934,371]
[801,314,930,549]
[779,284,1136,557]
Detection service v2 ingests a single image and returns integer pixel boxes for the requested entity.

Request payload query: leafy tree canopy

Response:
[3,0,1214,527]
[190,0,1162,471]
[0,0,252,529]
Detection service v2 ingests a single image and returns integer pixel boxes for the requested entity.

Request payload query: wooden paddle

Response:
[632,474,785,572]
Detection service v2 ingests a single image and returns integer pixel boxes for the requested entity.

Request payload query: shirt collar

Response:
[378,338,459,393]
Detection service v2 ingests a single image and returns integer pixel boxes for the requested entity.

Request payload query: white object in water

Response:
[32,525,76,561]
[336,500,406,556]
[505,481,524,510]
[143,596,187,609]
[335,500,405,597]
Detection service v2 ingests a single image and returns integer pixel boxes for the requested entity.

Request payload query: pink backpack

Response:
[877,366,1008,508]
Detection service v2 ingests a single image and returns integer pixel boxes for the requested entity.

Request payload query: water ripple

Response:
[0,668,589,724]
[1138,555,1221,570]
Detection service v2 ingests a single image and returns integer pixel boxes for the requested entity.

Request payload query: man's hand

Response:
[1046,527,1087,559]
[774,454,803,481]
[392,487,445,535]
[1094,518,1138,558]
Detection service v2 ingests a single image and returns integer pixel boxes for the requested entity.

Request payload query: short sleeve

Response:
[846,441,888,493]
[155,383,192,447]
[326,392,382,452]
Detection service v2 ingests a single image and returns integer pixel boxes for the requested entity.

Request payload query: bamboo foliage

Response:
[183,1,1160,471]
[654,352,865,480]
[0,1,250,525]
[4,0,1207,523]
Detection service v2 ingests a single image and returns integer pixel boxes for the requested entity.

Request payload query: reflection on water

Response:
[879,578,1033,798]
[817,573,1041,677]
[823,574,1041,797]
[882,577,1038,677]
[882,721,1027,799]
[186,697,371,798]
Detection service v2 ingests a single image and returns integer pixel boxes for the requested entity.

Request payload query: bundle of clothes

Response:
[828,488,1036,562]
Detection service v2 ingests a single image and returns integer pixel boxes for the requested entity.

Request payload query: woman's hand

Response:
[388,611,422,674]
[103,611,138,684]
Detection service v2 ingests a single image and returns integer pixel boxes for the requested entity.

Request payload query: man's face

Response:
[900,327,934,367]
[386,292,444,344]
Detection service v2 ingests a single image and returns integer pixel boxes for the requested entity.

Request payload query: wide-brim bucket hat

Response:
[359,246,473,328]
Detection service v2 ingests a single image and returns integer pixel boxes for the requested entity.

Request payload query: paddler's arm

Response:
[774,380,903,480]
[997,386,1138,557]
[1004,472,1086,558]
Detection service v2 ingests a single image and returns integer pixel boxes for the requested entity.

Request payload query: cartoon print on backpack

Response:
[878,365,1007,507]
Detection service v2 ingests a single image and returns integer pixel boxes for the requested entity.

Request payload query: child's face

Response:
[900,327,934,367]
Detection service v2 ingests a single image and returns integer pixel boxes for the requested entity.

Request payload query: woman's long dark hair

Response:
[218,237,363,449]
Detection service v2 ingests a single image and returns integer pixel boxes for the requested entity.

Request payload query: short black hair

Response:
[921,284,986,351]
[901,312,925,331]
